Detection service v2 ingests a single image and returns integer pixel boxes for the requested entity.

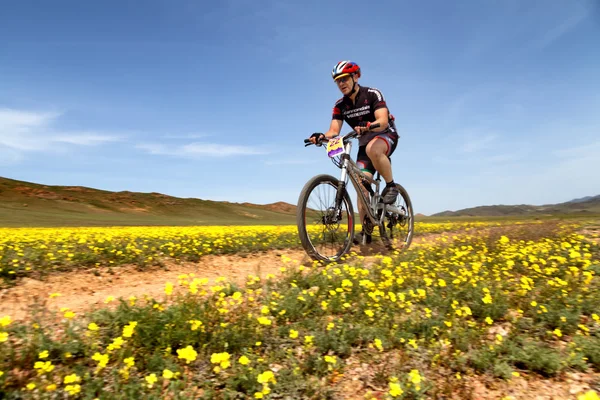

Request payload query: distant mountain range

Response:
[0,176,298,227]
[431,195,600,217]
[1,176,598,226]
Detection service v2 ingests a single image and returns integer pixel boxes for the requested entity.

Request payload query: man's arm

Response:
[324,119,343,139]
[370,108,389,132]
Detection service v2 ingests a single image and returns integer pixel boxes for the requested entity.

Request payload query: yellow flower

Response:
[107,336,125,351]
[0,332,7,342]
[578,391,600,400]
[177,345,198,364]
[512,372,520,377]
[408,369,423,390]
[122,321,138,338]
[34,361,54,374]
[104,296,115,304]
[289,329,299,339]
[88,322,99,331]
[324,355,337,364]
[374,338,384,352]
[210,352,231,369]
[26,383,36,391]
[304,336,314,345]
[63,310,76,319]
[485,317,493,325]
[188,320,203,331]
[164,282,174,296]
[145,373,158,388]
[0,316,11,327]
[124,357,135,368]
[239,355,251,365]
[389,381,404,397]
[163,369,174,379]
[38,350,49,359]
[92,352,109,370]
[257,317,272,326]
[254,393,264,399]
[364,309,374,317]
[64,374,81,384]
[553,328,562,338]
[46,383,57,391]
[257,370,276,384]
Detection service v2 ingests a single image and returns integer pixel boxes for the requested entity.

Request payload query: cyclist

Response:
[308,60,400,244]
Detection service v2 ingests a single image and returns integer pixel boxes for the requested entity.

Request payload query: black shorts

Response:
[356,132,398,175]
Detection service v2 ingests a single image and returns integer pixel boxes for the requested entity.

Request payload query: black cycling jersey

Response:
[332,85,398,146]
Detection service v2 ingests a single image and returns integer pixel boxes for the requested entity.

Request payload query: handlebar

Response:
[303,123,381,147]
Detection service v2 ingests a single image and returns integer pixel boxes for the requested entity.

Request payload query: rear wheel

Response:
[297,174,355,262]
[379,183,414,251]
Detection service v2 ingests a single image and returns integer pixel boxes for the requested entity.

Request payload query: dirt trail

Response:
[0,249,310,321]
[0,236,437,321]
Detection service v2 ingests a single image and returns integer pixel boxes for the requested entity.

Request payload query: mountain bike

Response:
[297,123,414,262]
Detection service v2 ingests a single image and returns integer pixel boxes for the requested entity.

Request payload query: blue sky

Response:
[1,0,598,215]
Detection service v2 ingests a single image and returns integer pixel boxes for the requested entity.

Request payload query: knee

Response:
[366,144,384,159]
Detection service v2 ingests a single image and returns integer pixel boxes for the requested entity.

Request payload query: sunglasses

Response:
[335,75,352,85]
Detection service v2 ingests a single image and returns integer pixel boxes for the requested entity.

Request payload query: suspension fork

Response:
[334,153,351,210]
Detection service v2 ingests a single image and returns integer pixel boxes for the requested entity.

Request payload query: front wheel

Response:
[297,174,355,262]
[379,183,414,251]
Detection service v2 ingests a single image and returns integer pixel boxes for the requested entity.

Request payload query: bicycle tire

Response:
[296,174,355,262]
[379,183,414,250]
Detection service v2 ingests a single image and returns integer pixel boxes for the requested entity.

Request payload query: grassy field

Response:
[0,219,599,398]
[0,221,501,285]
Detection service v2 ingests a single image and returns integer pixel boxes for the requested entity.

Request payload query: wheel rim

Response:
[387,189,413,249]
[303,181,353,260]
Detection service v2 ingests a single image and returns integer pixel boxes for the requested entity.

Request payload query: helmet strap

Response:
[350,76,359,96]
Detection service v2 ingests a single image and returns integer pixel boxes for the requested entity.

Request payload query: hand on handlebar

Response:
[304,132,325,147]
[354,121,372,136]
[303,123,380,147]
[309,132,324,144]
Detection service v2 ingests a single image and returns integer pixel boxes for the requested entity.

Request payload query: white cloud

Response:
[136,142,269,157]
[52,133,123,146]
[0,108,123,159]
[160,133,210,140]
[135,143,169,155]
[534,2,591,49]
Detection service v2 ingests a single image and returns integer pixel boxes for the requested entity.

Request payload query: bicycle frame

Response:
[335,139,387,227]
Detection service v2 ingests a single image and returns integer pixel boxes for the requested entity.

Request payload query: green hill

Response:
[431,195,600,218]
[0,177,298,227]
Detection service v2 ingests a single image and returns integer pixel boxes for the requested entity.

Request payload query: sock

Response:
[385,180,395,187]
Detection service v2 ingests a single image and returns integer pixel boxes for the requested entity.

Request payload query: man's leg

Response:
[366,136,398,204]
[355,146,375,245]
[356,171,374,229]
